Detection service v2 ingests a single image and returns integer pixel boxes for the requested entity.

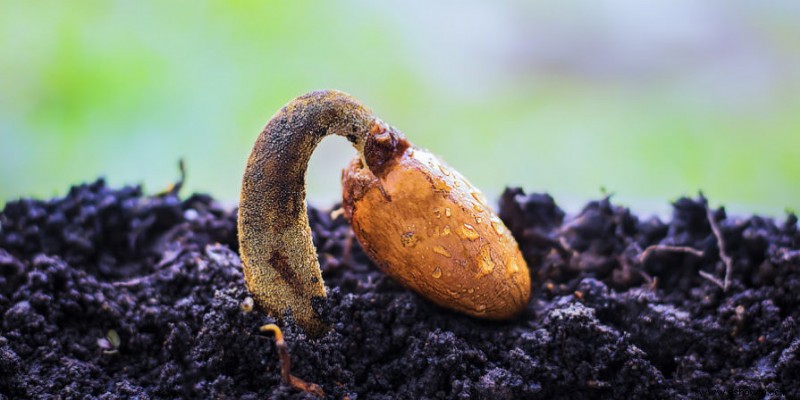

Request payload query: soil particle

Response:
[1,180,798,399]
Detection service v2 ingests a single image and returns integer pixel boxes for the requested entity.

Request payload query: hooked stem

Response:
[238,90,375,336]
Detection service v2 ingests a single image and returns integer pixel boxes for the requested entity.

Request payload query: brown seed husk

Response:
[343,146,531,319]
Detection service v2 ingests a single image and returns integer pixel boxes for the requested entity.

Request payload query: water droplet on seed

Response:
[438,164,450,176]
[471,191,488,206]
[433,207,442,218]
[442,225,451,236]
[445,207,451,217]
[476,245,495,277]
[506,257,519,276]
[432,266,442,279]
[460,223,479,240]
[433,179,451,193]
[491,219,505,235]
[433,245,452,258]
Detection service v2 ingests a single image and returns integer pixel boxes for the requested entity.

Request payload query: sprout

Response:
[238,90,531,336]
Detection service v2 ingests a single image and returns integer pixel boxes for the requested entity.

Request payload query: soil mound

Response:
[1,180,798,399]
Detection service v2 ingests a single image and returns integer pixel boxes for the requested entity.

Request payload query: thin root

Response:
[699,270,724,289]
[638,245,704,264]
[260,324,324,397]
[704,198,734,292]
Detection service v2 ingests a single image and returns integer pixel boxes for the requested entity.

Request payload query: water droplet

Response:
[460,223,480,240]
[432,266,443,279]
[476,245,495,277]
[433,245,452,258]
[475,216,484,224]
[476,304,487,312]
[471,191,488,206]
[433,178,451,193]
[445,207,451,217]
[401,231,417,247]
[472,202,484,213]
[491,219,506,235]
[438,164,450,176]
[506,257,520,276]
[433,207,442,218]
[467,288,474,294]
[442,225,451,236]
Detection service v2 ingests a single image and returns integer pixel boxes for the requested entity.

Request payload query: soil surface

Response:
[1,179,798,399]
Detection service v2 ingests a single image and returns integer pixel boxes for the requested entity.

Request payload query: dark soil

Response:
[1,179,798,399]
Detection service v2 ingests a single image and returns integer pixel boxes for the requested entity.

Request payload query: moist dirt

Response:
[1,179,798,399]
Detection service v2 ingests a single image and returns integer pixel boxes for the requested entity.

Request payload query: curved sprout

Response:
[238,90,375,336]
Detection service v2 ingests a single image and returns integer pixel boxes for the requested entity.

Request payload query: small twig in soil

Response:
[704,198,734,292]
[260,324,324,397]
[638,245,704,264]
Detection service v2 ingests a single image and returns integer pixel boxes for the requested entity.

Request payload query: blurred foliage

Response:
[1,0,798,216]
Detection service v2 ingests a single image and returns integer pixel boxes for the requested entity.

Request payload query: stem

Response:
[239,90,375,336]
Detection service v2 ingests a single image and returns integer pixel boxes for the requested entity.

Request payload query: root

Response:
[260,324,324,397]
[703,197,734,292]
[638,245,704,264]
[698,270,724,289]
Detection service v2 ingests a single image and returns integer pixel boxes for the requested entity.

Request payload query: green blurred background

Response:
[2,1,798,216]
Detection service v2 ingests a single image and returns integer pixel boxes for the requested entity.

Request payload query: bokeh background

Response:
[2,0,798,216]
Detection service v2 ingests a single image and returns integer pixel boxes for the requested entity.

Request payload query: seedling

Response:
[238,90,531,336]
